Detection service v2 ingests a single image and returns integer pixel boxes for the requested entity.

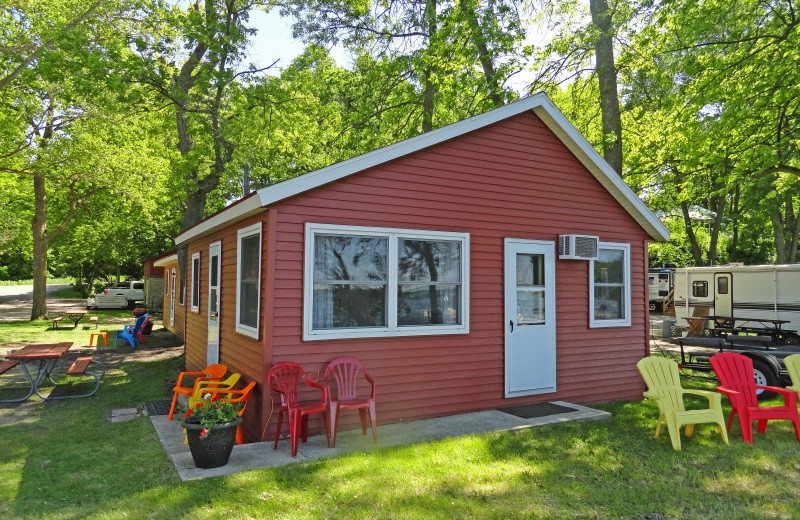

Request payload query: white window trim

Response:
[190,252,200,313]
[236,223,262,338]
[589,241,631,328]
[304,223,470,341]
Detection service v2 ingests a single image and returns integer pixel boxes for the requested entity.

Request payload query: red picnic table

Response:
[1,342,103,401]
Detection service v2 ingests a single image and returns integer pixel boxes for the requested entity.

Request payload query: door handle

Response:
[509,320,514,333]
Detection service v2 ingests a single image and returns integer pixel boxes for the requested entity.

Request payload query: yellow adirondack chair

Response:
[187,373,242,408]
[785,354,800,394]
[637,356,729,450]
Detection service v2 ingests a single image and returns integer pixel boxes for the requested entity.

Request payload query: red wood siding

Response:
[183,212,268,443]
[265,111,650,435]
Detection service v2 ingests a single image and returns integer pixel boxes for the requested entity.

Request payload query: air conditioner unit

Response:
[558,235,599,260]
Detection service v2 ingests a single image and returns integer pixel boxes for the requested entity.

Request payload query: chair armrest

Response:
[758,385,798,406]
[175,371,211,388]
[304,376,329,403]
[681,388,723,406]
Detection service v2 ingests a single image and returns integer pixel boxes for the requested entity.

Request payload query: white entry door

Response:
[504,239,556,397]
[714,273,732,317]
[207,241,221,365]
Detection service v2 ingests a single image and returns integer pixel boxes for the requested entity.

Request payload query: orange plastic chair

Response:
[324,356,377,448]
[167,364,228,420]
[201,381,257,445]
[268,362,330,457]
[710,352,800,444]
[636,356,728,450]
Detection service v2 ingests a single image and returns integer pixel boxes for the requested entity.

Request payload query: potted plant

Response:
[181,394,243,469]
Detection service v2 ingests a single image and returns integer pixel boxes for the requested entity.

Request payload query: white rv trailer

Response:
[648,268,674,311]
[673,264,800,344]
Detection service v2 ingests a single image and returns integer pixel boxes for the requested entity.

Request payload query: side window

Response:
[236,223,262,338]
[190,252,200,312]
[692,281,708,297]
[590,242,631,328]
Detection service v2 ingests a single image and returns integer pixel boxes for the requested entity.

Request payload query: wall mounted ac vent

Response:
[558,235,599,260]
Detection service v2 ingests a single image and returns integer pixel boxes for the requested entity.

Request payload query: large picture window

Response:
[305,224,469,340]
[236,223,262,338]
[190,252,200,312]
[589,242,631,328]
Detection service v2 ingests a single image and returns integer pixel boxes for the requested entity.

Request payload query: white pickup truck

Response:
[87,281,145,310]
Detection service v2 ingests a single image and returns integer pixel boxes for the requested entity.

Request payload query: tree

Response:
[0,0,171,319]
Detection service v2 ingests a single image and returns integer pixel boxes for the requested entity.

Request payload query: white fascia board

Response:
[174,195,265,245]
[531,99,670,242]
[256,94,552,207]
[153,254,178,267]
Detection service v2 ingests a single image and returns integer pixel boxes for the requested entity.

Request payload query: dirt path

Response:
[0,284,84,322]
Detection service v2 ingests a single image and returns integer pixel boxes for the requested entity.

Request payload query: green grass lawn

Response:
[0,312,139,348]
[2,344,800,519]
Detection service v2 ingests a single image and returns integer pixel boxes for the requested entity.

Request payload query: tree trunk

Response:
[771,206,788,264]
[589,0,623,175]
[458,0,503,107]
[421,0,438,133]
[31,173,48,320]
[680,201,705,265]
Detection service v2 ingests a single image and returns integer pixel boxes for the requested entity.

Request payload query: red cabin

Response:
[165,93,669,443]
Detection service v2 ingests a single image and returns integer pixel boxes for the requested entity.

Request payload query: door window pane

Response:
[717,277,728,295]
[517,254,545,324]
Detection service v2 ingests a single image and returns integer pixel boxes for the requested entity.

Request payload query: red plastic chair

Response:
[324,357,377,448]
[710,352,800,444]
[167,364,228,420]
[268,362,330,457]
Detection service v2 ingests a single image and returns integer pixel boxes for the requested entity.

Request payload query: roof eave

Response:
[174,195,265,245]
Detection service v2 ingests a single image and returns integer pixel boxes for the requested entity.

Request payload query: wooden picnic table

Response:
[64,309,87,328]
[1,342,102,401]
[2,342,73,402]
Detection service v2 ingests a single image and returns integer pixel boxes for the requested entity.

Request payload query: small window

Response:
[190,252,200,312]
[717,277,728,295]
[236,223,262,338]
[305,223,469,340]
[692,281,708,297]
[590,242,631,328]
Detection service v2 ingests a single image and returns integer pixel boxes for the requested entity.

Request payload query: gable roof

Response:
[175,92,669,245]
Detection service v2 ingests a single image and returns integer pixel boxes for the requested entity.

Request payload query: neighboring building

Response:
[153,253,185,340]
[142,253,169,311]
[168,93,670,443]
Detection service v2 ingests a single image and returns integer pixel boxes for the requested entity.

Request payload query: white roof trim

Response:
[175,193,265,245]
[153,254,178,267]
[176,92,669,244]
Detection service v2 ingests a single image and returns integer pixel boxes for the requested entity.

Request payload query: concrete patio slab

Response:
[150,401,611,481]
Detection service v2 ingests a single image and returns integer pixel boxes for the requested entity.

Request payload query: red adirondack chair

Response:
[710,352,800,444]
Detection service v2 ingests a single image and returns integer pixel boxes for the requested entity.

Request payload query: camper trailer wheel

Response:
[751,359,778,400]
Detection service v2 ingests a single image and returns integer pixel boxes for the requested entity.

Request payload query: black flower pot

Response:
[182,418,242,469]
